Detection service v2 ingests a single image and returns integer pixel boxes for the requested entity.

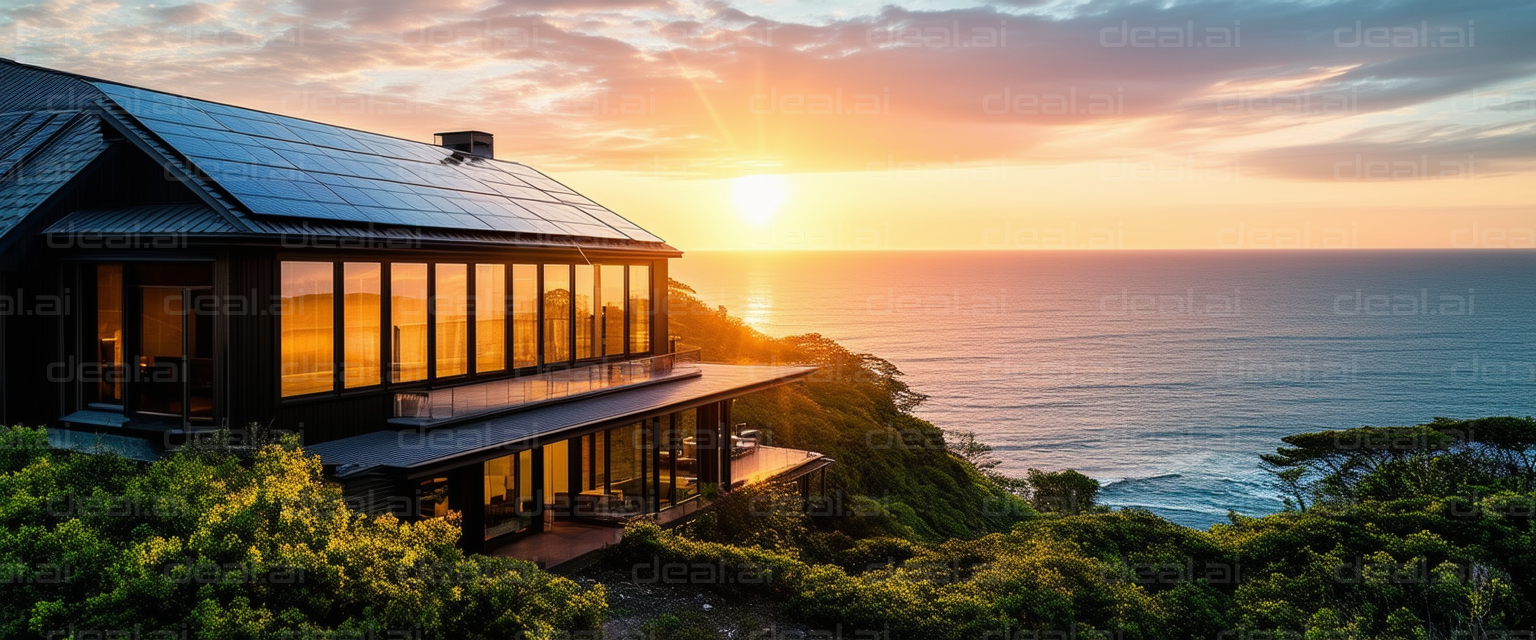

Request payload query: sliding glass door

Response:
[136,286,215,423]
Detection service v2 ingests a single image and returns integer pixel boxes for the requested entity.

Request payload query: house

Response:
[0,59,829,562]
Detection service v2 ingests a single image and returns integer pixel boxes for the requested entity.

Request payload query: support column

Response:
[719,400,733,491]
[568,435,581,517]
[531,444,547,532]
[453,463,485,554]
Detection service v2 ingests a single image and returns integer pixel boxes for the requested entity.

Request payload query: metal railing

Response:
[393,349,702,421]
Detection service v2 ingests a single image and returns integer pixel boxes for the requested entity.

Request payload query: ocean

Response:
[672,250,1536,529]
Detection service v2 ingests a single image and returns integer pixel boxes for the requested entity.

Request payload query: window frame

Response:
[276,256,659,405]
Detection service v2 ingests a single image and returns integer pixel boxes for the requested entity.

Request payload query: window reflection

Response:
[512,265,538,369]
[629,265,650,354]
[575,264,595,360]
[391,263,428,383]
[343,263,381,389]
[280,261,334,396]
[543,265,571,364]
[600,265,625,357]
[484,451,531,540]
[436,264,468,377]
[418,476,451,519]
[95,264,123,403]
[609,423,645,514]
[476,264,506,373]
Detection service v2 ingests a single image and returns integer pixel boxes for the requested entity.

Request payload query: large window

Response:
[601,265,625,356]
[476,264,506,373]
[512,265,538,369]
[280,262,335,397]
[543,265,571,363]
[575,265,595,360]
[629,265,651,354]
[435,264,469,377]
[282,259,656,394]
[343,263,382,389]
[391,263,428,383]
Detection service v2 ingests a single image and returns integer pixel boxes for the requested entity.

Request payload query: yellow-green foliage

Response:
[623,483,1536,639]
[0,426,604,639]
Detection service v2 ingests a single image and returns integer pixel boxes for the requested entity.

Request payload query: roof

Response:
[46,204,239,235]
[47,428,161,462]
[0,59,672,252]
[0,110,111,238]
[306,363,817,476]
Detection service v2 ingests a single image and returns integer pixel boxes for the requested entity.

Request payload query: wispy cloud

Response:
[3,0,1533,178]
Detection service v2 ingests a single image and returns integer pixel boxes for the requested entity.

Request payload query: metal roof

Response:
[0,109,110,240]
[0,59,674,252]
[306,363,817,476]
[46,204,239,235]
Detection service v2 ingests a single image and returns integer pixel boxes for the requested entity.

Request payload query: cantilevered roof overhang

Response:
[306,363,817,478]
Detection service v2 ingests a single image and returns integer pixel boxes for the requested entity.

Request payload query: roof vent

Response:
[434,130,494,159]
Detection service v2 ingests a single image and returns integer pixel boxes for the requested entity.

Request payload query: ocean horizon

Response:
[673,249,1536,528]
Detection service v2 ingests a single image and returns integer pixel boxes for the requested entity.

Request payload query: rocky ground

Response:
[562,561,815,640]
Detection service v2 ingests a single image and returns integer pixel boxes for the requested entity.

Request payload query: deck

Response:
[491,445,828,568]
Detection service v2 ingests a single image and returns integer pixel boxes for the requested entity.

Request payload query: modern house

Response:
[0,59,829,562]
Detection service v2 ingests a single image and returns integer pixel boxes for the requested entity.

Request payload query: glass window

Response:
[343,263,382,389]
[544,439,569,507]
[95,264,123,403]
[391,263,428,383]
[435,264,468,377]
[519,449,534,513]
[418,476,451,519]
[575,265,595,360]
[512,265,538,369]
[600,265,625,357]
[543,265,571,364]
[609,423,645,515]
[484,453,528,540]
[280,261,334,397]
[628,265,651,354]
[476,264,506,374]
[674,410,699,502]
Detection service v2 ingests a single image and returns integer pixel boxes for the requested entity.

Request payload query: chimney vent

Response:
[434,130,494,159]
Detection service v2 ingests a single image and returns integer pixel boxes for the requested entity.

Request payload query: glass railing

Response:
[393,349,702,421]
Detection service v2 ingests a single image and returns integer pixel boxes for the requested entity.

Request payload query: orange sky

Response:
[4,0,1532,249]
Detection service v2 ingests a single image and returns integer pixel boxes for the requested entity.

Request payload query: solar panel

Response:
[91,82,662,243]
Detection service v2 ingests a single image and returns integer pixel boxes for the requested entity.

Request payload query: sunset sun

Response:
[732,174,788,225]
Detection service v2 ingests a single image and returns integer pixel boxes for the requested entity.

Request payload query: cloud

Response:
[3,0,1533,178]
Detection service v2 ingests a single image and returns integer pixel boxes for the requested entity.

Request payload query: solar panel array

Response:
[91,82,661,243]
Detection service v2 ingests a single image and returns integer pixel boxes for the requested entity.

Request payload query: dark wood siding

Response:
[223,247,279,431]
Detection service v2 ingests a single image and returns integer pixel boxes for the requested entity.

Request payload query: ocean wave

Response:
[1101,473,1183,488]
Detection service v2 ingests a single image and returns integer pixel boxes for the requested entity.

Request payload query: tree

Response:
[1026,469,1100,515]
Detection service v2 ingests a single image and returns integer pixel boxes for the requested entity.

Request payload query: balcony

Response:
[390,349,702,426]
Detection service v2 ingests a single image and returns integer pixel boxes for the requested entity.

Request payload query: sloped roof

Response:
[0,110,111,238]
[45,204,239,235]
[0,59,671,250]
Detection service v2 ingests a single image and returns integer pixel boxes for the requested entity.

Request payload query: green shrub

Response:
[0,426,604,639]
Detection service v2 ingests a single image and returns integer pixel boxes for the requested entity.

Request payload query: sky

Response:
[2,0,1533,250]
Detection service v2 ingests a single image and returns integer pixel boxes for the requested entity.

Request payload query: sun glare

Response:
[732,174,788,225]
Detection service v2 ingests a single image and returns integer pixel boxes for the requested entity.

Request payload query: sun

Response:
[732,174,788,225]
